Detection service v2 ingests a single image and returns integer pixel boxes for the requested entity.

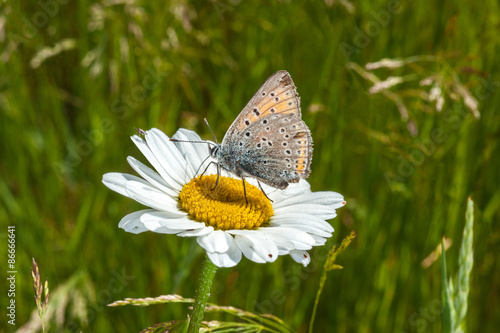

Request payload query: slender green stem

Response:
[309,270,327,333]
[187,255,218,333]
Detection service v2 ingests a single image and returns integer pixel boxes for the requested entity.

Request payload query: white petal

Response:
[171,129,211,173]
[272,213,335,233]
[274,188,345,210]
[126,156,178,197]
[131,134,183,191]
[310,234,328,246]
[197,230,232,253]
[275,203,338,220]
[177,226,214,237]
[256,227,315,251]
[124,180,178,212]
[141,211,204,229]
[141,216,196,234]
[232,231,279,263]
[147,128,195,184]
[206,240,242,267]
[289,250,311,267]
[118,209,153,234]
[102,172,147,197]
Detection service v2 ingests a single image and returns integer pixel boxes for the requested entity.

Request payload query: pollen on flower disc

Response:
[179,175,273,230]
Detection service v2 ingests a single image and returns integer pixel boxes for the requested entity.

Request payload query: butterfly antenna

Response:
[204,118,219,144]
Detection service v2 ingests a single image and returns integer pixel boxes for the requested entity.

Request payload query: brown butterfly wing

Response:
[223,70,302,139]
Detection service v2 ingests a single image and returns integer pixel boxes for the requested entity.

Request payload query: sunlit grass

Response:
[1,0,499,332]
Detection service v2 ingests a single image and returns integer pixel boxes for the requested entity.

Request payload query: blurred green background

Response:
[1,0,499,332]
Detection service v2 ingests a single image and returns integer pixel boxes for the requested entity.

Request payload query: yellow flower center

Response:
[179,175,273,230]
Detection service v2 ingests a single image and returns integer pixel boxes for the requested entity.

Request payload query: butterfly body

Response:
[211,71,313,190]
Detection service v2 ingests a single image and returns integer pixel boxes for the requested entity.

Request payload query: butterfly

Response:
[207,70,313,199]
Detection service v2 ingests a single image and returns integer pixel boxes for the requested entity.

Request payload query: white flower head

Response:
[103,128,346,268]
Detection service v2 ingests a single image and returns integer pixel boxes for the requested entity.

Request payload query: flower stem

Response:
[187,255,218,333]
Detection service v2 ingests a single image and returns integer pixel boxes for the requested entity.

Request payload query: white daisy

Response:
[102,128,346,268]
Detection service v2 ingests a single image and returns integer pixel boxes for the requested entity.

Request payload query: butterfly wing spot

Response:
[262,119,269,125]
[282,142,288,147]
[261,137,267,141]
[270,92,276,97]
[287,164,292,168]
[270,107,276,113]
[245,131,251,137]
[239,141,244,147]
[261,91,267,96]
[274,97,280,102]
[284,134,290,139]
[253,108,261,116]
[265,127,270,131]
[267,141,273,146]
[279,128,286,133]
[256,143,262,149]
[244,119,251,126]
[285,149,292,155]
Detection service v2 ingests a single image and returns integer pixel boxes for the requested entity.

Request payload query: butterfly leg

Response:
[257,180,273,203]
[211,163,221,191]
[200,161,217,179]
[241,177,248,204]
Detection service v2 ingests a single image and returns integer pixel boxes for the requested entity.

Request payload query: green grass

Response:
[1,0,499,332]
